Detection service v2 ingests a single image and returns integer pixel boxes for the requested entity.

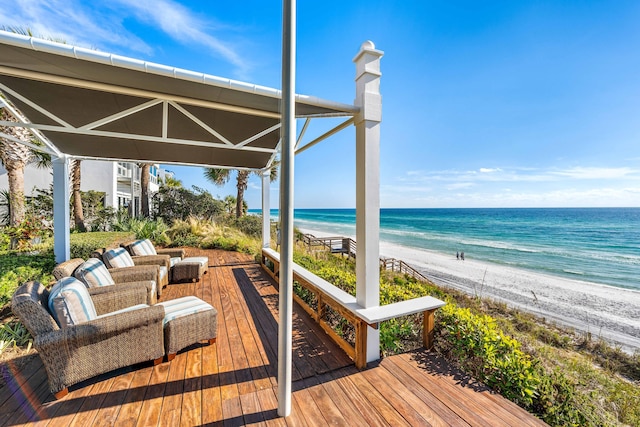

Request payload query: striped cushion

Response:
[158,296,214,326]
[48,277,97,328]
[129,239,157,256]
[103,247,135,269]
[74,258,115,288]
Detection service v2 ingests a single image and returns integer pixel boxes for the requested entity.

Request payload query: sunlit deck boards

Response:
[0,249,547,426]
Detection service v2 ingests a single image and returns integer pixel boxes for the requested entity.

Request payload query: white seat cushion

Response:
[129,239,157,256]
[48,277,97,328]
[74,258,115,288]
[170,257,182,267]
[178,257,208,267]
[158,296,214,326]
[103,247,135,268]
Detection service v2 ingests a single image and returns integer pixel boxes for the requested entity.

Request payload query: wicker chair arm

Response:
[35,304,165,349]
[89,285,148,315]
[109,265,159,283]
[156,248,185,259]
[52,258,85,280]
[132,254,170,269]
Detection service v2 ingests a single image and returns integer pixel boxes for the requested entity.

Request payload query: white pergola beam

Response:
[295,117,354,155]
[0,121,277,154]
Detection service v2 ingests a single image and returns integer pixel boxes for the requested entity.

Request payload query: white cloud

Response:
[479,167,501,173]
[113,0,249,76]
[551,166,636,180]
[3,0,249,76]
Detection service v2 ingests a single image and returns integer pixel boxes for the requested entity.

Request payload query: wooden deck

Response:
[0,249,547,426]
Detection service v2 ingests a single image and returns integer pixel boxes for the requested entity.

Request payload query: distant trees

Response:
[203,160,278,218]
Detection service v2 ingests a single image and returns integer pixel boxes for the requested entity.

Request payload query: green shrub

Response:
[435,303,540,407]
[112,217,170,245]
[0,321,32,356]
[0,253,56,305]
[69,231,136,259]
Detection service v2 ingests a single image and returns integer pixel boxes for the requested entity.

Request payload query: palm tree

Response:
[0,100,52,226]
[71,159,86,231]
[139,163,152,217]
[203,161,278,218]
[223,195,236,215]
[162,175,183,189]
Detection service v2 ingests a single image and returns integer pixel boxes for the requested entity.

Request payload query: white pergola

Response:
[0,12,383,417]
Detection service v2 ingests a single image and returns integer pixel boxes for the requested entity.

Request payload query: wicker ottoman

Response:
[171,256,208,283]
[158,296,217,361]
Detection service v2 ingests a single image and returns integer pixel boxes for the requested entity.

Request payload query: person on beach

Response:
[456,251,459,260]
[460,251,465,261]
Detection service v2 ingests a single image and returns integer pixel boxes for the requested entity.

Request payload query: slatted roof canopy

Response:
[0,31,358,169]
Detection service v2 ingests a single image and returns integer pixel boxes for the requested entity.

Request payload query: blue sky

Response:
[4,0,640,208]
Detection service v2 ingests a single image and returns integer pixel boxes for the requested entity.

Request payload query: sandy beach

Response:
[299,227,640,352]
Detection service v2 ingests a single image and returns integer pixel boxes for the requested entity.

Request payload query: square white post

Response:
[261,169,271,249]
[53,155,70,263]
[353,41,383,363]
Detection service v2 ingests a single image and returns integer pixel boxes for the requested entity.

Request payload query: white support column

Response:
[53,155,70,263]
[278,0,296,417]
[261,169,271,249]
[353,41,384,363]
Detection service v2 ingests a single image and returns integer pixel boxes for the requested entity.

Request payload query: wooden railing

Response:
[261,248,445,369]
[300,234,357,259]
[379,257,429,282]
[301,234,428,282]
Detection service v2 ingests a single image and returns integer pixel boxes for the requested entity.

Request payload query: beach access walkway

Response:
[0,248,547,426]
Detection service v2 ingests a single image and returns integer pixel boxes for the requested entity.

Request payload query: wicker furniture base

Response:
[171,256,208,283]
[158,296,217,361]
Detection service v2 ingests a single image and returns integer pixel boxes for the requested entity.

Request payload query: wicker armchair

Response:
[11,281,165,399]
[53,258,159,303]
[123,240,185,261]
[91,247,169,290]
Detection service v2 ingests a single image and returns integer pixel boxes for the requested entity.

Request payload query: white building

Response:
[0,160,171,217]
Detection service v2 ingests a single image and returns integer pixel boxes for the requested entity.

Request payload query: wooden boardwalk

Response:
[0,249,547,426]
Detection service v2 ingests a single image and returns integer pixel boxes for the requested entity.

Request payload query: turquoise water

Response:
[258,208,640,291]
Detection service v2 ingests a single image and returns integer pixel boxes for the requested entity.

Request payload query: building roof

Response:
[0,31,358,170]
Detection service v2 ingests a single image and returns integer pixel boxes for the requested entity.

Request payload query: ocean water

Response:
[264,208,640,291]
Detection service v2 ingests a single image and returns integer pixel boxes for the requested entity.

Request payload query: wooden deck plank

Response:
[134,360,171,427]
[179,346,203,427]
[67,376,116,427]
[91,369,135,426]
[112,366,154,426]
[254,388,288,427]
[0,359,48,423]
[327,367,390,427]
[360,366,432,426]
[201,338,223,425]
[301,375,349,426]
[382,356,470,427]
[317,372,370,427]
[343,369,411,427]
[158,348,188,426]
[0,355,43,410]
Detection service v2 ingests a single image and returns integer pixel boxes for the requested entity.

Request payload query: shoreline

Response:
[298,226,640,352]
